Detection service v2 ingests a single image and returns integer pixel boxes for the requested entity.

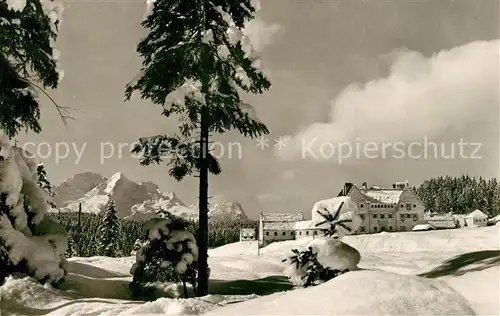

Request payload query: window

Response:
[388,214,393,219]
[401,204,404,208]
[413,204,416,208]
[313,230,317,235]
[401,226,405,230]
[374,226,378,232]
[299,231,302,236]
[380,214,385,219]
[306,231,309,235]
[360,227,365,232]
[291,231,294,235]
[407,214,412,219]
[360,204,364,208]
[266,232,269,236]
[282,231,286,236]
[406,203,412,210]
[274,232,278,236]
[373,214,378,219]
[388,226,393,231]
[360,214,365,220]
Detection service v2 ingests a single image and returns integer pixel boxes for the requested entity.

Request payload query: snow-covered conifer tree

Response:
[0,0,65,137]
[125,0,270,296]
[130,211,198,299]
[0,0,69,287]
[96,199,122,257]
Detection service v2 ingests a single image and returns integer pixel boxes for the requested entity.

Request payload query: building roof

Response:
[260,212,304,222]
[263,222,296,230]
[425,219,456,229]
[465,209,488,219]
[293,220,318,230]
[424,214,454,221]
[412,224,436,231]
[488,214,500,222]
[364,189,404,204]
[240,228,255,233]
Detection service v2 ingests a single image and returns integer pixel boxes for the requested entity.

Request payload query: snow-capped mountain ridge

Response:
[54,172,248,222]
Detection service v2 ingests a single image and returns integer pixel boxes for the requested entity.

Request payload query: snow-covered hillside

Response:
[53,172,249,222]
[1,226,498,315]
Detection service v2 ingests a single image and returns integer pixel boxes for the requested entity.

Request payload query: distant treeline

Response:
[416,175,499,216]
[49,213,259,258]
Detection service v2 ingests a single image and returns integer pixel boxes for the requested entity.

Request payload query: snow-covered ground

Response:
[1,226,499,315]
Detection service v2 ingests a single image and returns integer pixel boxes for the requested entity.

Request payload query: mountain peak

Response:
[104,172,130,194]
[55,172,248,222]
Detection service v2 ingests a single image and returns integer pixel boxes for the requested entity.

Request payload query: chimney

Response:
[362,182,367,191]
[405,180,409,189]
[392,183,396,189]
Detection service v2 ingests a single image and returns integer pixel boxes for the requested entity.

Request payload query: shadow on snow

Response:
[417,250,500,278]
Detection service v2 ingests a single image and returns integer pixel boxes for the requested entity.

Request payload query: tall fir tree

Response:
[125,0,271,295]
[96,199,122,257]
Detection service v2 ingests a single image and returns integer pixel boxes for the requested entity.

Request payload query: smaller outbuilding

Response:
[412,224,436,231]
[487,214,500,226]
[294,220,322,238]
[239,228,256,241]
[465,209,488,227]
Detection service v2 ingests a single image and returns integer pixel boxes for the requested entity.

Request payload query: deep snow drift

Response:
[205,270,476,315]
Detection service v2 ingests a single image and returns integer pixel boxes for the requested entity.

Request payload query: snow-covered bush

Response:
[0,133,67,286]
[130,210,198,299]
[283,197,362,287]
[312,197,362,238]
[96,199,123,257]
[282,246,348,287]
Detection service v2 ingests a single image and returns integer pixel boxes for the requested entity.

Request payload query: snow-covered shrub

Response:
[130,211,198,299]
[96,199,123,257]
[312,197,362,238]
[283,197,362,287]
[282,246,348,287]
[0,133,67,286]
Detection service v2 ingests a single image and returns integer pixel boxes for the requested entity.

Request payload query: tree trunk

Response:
[182,280,188,298]
[196,113,209,296]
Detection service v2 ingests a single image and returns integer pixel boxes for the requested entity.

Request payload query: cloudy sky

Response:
[18,0,499,219]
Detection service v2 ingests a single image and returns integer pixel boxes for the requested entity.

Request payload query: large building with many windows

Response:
[338,181,425,234]
[259,212,304,246]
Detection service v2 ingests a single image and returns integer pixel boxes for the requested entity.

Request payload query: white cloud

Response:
[244,19,284,52]
[277,40,499,162]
